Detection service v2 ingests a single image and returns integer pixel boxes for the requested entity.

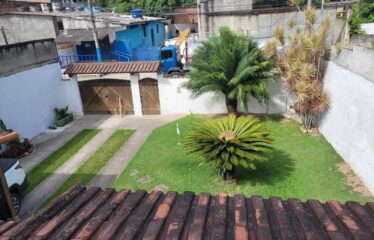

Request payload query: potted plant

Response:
[0,138,34,158]
[53,106,73,127]
[0,118,19,144]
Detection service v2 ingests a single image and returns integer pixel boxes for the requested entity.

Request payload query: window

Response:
[161,50,173,59]
[151,29,155,47]
[156,24,159,33]
[57,20,64,30]
[142,25,147,37]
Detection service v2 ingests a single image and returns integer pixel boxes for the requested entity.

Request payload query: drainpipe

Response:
[88,0,102,64]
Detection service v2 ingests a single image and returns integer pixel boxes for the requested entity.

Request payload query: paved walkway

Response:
[20,114,183,217]
[88,114,182,188]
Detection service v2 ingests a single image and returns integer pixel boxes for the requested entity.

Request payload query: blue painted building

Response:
[112,20,166,61]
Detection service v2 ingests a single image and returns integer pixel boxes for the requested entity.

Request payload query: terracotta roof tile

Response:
[64,61,161,75]
[1,185,374,239]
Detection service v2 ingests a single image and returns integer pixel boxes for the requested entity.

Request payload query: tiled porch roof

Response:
[1,185,374,239]
[64,61,161,75]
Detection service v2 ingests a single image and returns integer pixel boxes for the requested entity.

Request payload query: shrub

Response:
[54,106,70,120]
[183,115,273,181]
[264,4,331,132]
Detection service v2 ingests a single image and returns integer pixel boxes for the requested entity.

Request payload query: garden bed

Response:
[26,129,101,194]
[113,115,372,203]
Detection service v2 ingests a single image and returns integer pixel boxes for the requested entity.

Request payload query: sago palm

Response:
[184,27,274,115]
[184,115,273,181]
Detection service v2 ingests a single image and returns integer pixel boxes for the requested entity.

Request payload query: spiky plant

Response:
[184,115,272,181]
[184,27,274,115]
[264,2,331,131]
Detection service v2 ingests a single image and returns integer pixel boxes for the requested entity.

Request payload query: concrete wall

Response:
[159,77,227,114]
[158,77,292,115]
[332,45,374,83]
[320,46,374,193]
[61,77,84,118]
[0,39,58,77]
[0,13,58,46]
[361,23,374,35]
[197,0,339,43]
[0,63,83,139]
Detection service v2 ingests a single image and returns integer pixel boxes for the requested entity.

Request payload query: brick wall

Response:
[172,7,198,24]
[0,1,41,13]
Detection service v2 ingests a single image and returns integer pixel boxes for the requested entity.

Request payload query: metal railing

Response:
[58,52,132,68]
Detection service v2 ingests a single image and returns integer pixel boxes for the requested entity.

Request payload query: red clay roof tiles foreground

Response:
[1,185,374,239]
[64,61,161,75]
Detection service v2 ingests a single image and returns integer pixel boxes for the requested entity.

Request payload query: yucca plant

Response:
[184,115,273,181]
[264,1,331,132]
[184,27,274,115]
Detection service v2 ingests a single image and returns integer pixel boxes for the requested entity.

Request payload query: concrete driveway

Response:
[20,114,184,217]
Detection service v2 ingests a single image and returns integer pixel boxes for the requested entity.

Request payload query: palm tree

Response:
[184,115,273,181]
[264,4,331,131]
[184,27,274,115]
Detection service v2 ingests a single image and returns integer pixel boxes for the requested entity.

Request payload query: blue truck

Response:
[111,43,188,77]
[159,45,186,77]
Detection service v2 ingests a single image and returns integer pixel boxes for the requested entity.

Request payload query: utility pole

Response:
[87,0,102,64]
[0,164,17,220]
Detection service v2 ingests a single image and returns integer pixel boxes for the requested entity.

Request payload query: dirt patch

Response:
[338,163,372,197]
[281,118,290,123]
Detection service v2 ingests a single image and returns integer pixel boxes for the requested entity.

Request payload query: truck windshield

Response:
[161,50,173,60]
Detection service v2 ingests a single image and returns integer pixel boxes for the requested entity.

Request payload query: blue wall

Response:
[112,21,165,61]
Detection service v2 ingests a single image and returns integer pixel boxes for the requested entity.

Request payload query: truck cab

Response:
[160,46,184,77]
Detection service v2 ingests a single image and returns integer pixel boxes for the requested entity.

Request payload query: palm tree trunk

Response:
[225,96,238,115]
[223,166,236,182]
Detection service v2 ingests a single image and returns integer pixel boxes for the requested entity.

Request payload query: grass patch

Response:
[38,129,134,209]
[114,115,372,203]
[26,129,101,194]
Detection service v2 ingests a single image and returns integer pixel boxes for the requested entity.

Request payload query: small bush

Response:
[184,115,273,181]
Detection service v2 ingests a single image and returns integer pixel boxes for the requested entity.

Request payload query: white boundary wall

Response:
[0,63,83,139]
[158,77,292,115]
[320,61,374,193]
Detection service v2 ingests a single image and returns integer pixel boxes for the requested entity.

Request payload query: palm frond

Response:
[184,115,273,179]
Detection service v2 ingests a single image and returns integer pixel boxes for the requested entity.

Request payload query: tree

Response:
[101,0,193,15]
[349,0,374,35]
[184,27,274,115]
[184,115,273,181]
[264,4,331,132]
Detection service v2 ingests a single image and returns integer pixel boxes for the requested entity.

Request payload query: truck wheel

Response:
[169,71,183,77]
[11,193,21,214]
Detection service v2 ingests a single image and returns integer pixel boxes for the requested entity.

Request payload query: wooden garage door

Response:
[139,78,160,115]
[79,79,134,114]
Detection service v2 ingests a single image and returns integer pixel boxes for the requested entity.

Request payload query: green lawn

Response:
[113,115,371,203]
[26,129,101,194]
[38,129,135,209]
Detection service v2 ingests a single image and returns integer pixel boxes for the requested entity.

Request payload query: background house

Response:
[55,11,166,63]
[165,7,198,38]
[112,19,166,61]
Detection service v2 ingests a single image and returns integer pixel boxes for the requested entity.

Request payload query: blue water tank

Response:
[130,9,144,19]
[84,6,101,13]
